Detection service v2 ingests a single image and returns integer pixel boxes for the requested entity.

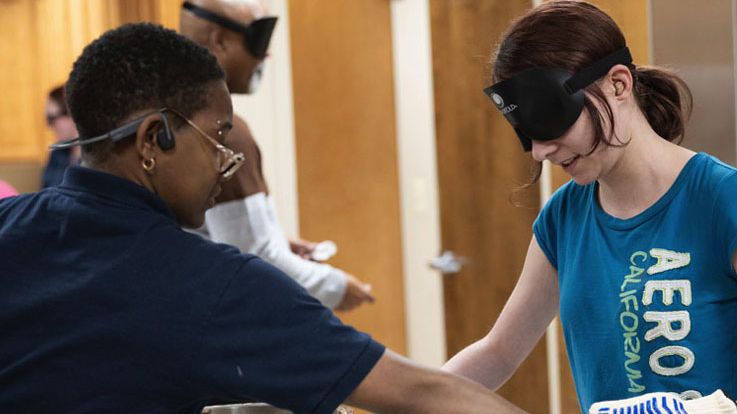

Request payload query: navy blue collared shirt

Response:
[0,166,384,414]
[41,148,74,188]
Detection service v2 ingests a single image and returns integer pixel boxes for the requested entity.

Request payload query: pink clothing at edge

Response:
[0,180,18,199]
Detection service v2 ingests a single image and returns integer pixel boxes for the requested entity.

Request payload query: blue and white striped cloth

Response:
[590,390,737,414]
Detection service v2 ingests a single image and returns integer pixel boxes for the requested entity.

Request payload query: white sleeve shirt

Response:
[203,193,347,309]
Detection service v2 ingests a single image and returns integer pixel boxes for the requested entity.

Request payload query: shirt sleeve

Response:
[205,194,347,309]
[533,190,561,271]
[711,168,737,277]
[190,255,384,414]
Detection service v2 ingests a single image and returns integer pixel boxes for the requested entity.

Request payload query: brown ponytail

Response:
[632,66,692,144]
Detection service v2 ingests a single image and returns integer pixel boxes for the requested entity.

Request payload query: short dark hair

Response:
[66,22,225,162]
[47,85,68,116]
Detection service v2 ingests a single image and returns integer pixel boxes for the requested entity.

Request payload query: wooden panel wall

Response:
[289,0,407,354]
[429,0,548,412]
[0,0,45,162]
[0,0,182,166]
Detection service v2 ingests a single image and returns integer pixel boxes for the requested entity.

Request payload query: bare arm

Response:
[443,236,559,390]
[732,248,737,278]
[216,115,268,203]
[345,349,528,414]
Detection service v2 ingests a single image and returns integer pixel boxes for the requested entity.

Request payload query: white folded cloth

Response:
[589,389,737,414]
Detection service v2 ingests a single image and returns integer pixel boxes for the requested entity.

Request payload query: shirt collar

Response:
[59,165,176,221]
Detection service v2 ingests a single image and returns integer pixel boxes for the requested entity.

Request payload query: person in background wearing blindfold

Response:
[42,85,80,188]
[180,0,374,313]
[443,1,737,413]
[0,22,527,414]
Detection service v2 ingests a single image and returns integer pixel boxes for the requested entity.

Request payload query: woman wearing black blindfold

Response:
[445,1,737,413]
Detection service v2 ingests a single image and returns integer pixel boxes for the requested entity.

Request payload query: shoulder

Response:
[684,153,737,195]
[701,153,737,182]
[541,179,592,218]
[534,179,592,247]
[226,114,259,154]
[144,223,259,279]
[216,114,269,201]
[0,189,54,221]
[160,224,251,259]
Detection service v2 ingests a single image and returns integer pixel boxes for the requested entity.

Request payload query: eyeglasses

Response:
[167,109,245,180]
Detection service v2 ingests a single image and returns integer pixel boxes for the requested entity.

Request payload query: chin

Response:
[226,76,251,95]
[571,175,597,186]
[190,215,206,229]
[178,214,206,230]
[246,71,262,94]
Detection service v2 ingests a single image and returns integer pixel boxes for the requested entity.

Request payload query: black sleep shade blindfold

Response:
[182,1,277,59]
[483,47,633,151]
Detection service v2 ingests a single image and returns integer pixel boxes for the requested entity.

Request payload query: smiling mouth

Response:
[561,156,579,167]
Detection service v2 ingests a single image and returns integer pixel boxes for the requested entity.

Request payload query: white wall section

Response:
[231,0,299,237]
[390,0,446,367]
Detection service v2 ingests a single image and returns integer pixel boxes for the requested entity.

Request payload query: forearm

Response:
[398,366,526,413]
[444,236,559,391]
[442,337,518,391]
[347,350,527,414]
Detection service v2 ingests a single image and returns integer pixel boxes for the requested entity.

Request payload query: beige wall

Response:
[651,0,737,166]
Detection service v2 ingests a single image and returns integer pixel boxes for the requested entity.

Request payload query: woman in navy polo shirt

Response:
[0,22,524,414]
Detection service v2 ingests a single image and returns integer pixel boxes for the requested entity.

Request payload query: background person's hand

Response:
[335,274,375,312]
[289,237,317,259]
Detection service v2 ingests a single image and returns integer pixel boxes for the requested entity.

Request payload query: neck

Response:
[596,118,695,219]
[82,152,156,194]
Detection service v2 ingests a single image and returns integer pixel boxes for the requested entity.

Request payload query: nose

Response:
[531,140,557,162]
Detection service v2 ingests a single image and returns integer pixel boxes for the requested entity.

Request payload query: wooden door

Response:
[429,1,548,411]
[289,0,407,355]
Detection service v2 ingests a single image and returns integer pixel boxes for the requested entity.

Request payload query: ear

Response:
[134,113,167,162]
[208,26,230,57]
[606,64,634,102]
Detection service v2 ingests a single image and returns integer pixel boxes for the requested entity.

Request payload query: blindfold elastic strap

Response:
[182,2,247,35]
[564,47,633,93]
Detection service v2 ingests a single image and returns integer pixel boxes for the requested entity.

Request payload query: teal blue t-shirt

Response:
[534,153,737,412]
